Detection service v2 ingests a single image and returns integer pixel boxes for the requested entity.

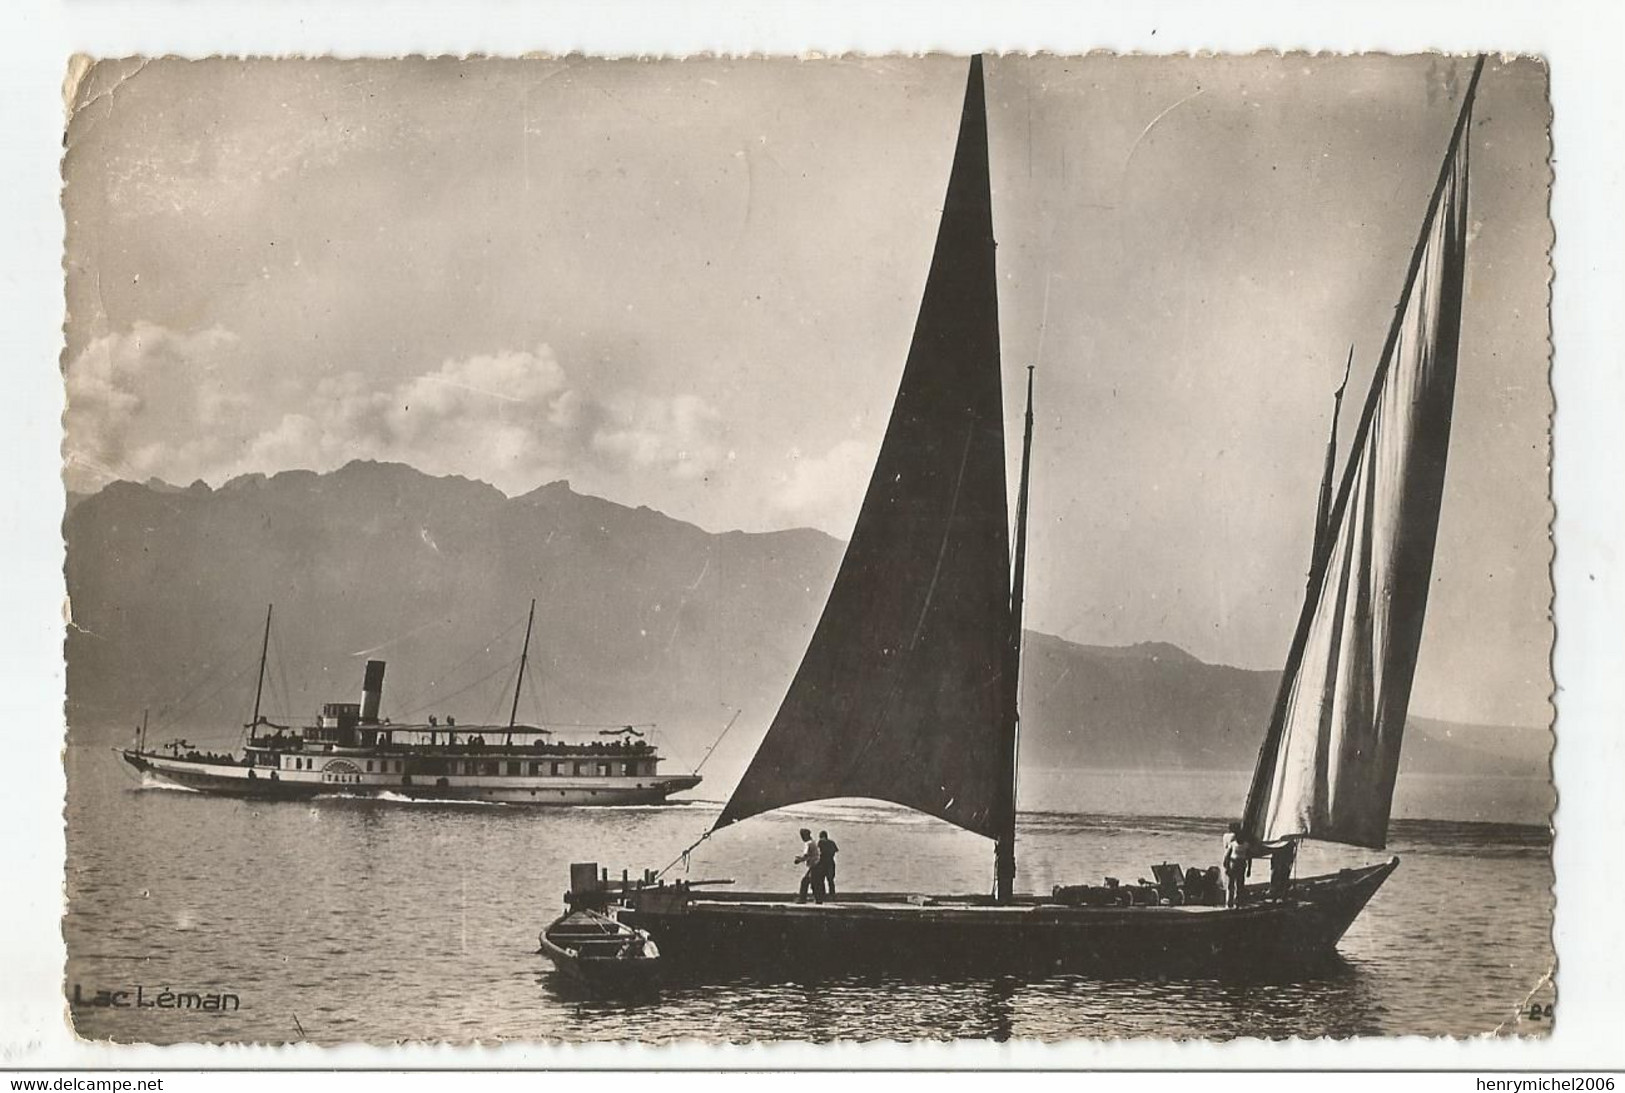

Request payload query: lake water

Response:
[64,747,1554,1044]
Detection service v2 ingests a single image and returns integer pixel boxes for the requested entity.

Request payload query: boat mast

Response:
[249,604,272,731]
[996,365,1037,902]
[506,598,537,747]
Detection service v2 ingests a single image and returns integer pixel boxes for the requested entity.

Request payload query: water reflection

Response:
[68,748,1551,1043]
[529,954,1380,1042]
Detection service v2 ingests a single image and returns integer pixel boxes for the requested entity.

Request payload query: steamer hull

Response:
[123,640,701,807]
[121,749,701,806]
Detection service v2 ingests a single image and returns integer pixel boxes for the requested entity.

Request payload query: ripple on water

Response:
[65,747,1554,1043]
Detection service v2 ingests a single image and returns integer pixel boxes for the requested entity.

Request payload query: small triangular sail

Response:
[714,57,1012,839]
[1310,347,1354,562]
[1243,58,1481,849]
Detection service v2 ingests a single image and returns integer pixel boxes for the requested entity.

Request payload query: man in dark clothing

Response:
[1267,838,1297,900]
[816,830,839,898]
[795,828,823,904]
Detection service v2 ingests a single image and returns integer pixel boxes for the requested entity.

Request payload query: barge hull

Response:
[617,859,1396,976]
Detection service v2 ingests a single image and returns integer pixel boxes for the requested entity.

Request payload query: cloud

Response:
[324,347,589,490]
[592,394,726,482]
[770,437,874,535]
[63,324,729,500]
[62,321,244,489]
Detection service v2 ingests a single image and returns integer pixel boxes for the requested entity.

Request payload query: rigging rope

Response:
[695,708,743,773]
[481,668,508,730]
[383,614,528,720]
[245,621,296,748]
[580,909,619,934]
[396,654,520,721]
[273,624,294,727]
[526,647,548,729]
[160,656,261,749]
[151,628,259,731]
[655,829,712,881]
[653,724,695,774]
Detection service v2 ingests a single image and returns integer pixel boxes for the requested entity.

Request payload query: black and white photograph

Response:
[54,50,1558,1046]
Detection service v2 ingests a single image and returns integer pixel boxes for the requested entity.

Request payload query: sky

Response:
[61,54,1553,729]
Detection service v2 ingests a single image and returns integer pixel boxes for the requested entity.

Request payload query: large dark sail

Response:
[714,57,1012,839]
[1242,58,1481,849]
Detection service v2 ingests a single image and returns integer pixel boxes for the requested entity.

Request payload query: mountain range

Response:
[63,461,1550,792]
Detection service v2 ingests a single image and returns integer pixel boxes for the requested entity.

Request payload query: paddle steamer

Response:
[121,604,702,806]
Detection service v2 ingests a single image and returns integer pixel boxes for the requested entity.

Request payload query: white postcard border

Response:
[3,0,1621,1071]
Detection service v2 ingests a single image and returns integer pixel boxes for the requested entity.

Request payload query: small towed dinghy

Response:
[538,908,661,991]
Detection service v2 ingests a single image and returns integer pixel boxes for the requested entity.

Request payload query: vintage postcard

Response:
[57,53,1554,1046]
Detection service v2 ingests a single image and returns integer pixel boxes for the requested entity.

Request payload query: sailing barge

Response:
[565,54,1485,975]
[121,603,702,806]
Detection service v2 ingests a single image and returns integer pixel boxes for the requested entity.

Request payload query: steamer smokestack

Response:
[360,660,386,724]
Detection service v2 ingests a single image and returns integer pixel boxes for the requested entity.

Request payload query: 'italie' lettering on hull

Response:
[70,983,241,1013]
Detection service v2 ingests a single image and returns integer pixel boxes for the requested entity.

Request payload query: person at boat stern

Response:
[1222,822,1250,908]
[816,830,839,898]
[1266,837,1297,900]
[795,828,823,904]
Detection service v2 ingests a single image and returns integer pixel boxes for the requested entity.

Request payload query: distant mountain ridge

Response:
[63,462,1550,788]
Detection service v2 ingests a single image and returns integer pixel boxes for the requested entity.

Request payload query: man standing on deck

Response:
[1266,837,1297,900]
[1222,822,1250,908]
[795,828,823,904]
[816,830,839,898]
